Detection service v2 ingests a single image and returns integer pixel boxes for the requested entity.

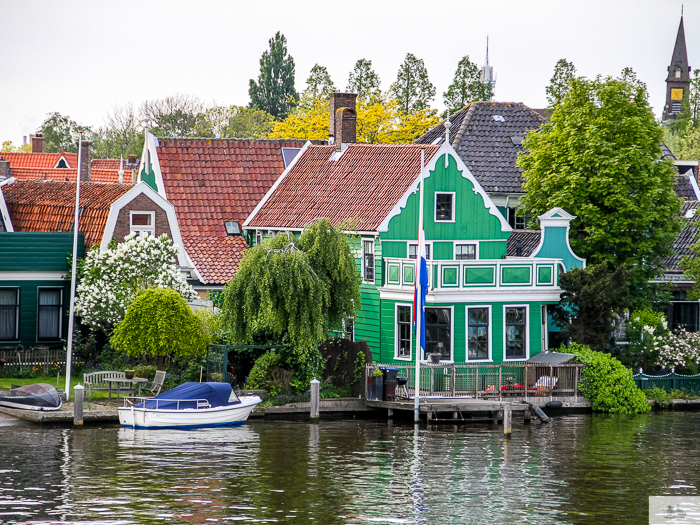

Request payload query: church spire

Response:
[663,13,691,121]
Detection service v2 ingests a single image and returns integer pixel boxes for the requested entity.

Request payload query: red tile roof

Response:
[156,137,312,284]
[0,151,77,169]
[8,167,127,184]
[1,179,133,246]
[247,144,441,230]
[91,158,140,172]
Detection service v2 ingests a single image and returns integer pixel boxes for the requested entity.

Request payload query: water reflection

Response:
[0,414,698,523]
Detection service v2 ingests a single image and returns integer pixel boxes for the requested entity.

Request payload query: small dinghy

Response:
[118,382,261,429]
[0,383,63,411]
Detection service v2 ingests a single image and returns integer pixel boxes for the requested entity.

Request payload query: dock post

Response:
[73,384,84,426]
[503,403,512,438]
[388,408,393,419]
[524,406,531,425]
[310,379,320,421]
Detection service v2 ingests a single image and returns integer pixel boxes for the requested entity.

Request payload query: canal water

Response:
[0,412,699,524]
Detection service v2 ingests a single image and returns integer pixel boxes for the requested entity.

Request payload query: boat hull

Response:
[118,395,261,429]
[0,383,62,411]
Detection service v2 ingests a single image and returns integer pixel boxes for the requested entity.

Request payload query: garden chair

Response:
[142,370,166,397]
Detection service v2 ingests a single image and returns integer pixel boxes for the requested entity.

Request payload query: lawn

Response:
[0,376,112,399]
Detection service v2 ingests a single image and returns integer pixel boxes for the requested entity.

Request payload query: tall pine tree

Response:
[347,59,381,102]
[249,32,298,120]
[443,56,493,111]
[389,53,435,113]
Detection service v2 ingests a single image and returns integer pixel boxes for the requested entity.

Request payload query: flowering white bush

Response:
[658,329,700,370]
[75,233,197,330]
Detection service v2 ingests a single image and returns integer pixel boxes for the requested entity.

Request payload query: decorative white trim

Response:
[53,155,70,169]
[0,271,67,281]
[531,207,586,269]
[100,182,194,274]
[503,304,529,361]
[377,288,564,303]
[465,304,493,363]
[394,302,413,361]
[0,177,15,232]
[138,132,166,200]
[244,140,313,228]
[686,172,700,200]
[377,143,512,232]
[434,191,456,223]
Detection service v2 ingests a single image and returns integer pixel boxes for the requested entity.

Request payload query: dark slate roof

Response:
[661,143,677,160]
[527,352,575,364]
[674,173,697,200]
[664,200,700,272]
[667,16,690,82]
[415,102,546,194]
[506,230,541,257]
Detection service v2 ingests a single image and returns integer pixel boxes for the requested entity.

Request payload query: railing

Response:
[366,362,587,401]
[382,257,565,292]
[0,346,80,374]
[633,372,700,394]
[123,396,212,410]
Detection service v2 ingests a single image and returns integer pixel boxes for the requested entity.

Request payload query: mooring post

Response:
[387,408,394,419]
[310,378,320,421]
[523,406,531,425]
[503,403,512,438]
[73,384,84,426]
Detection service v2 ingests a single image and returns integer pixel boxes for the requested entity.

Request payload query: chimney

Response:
[334,107,357,152]
[77,140,92,182]
[31,133,45,153]
[0,158,9,180]
[329,92,358,144]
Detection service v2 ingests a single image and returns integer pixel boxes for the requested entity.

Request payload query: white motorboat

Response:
[118,382,261,429]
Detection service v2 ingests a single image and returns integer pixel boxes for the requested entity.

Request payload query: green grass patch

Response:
[0,377,112,399]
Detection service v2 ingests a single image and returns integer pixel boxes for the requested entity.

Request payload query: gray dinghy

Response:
[0,383,63,411]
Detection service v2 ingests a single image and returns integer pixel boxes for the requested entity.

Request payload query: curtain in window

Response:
[38,289,62,340]
[0,289,18,340]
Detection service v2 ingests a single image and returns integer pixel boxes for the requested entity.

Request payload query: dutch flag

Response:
[413,225,428,360]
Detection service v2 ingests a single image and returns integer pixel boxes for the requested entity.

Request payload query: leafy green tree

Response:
[140,94,203,137]
[195,106,275,138]
[304,64,336,100]
[249,31,298,120]
[1,140,31,152]
[389,53,435,113]
[443,55,493,112]
[92,103,143,158]
[519,75,682,289]
[111,288,209,361]
[347,59,381,102]
[39,112,92,152]
[545,58,577,108]
[552,263,630,352]
[222,219,361,355]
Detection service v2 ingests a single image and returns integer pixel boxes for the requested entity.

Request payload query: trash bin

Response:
[367,373,383,401]
[382,367,398,401]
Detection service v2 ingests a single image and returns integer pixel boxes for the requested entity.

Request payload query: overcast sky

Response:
[0,0,692,146]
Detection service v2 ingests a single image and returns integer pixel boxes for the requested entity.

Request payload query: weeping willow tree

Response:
[222,219,361,356]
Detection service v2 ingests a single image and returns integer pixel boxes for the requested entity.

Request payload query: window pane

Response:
[468,308,489,360]
[397,305,412,357]
[425,308,451,358]
[39,289,61,306]
[456,244,476,260]
[409,244,417,259]
[131,213,152,226]
[38,289,62,340]
[0,290,17,306]
[436,194,453,221]
[505,307,526,359]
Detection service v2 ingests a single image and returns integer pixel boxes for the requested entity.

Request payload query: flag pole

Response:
[65,131,83,400]
[414,149,425,423]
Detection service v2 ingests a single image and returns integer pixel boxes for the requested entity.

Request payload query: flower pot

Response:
[125,370,135,380]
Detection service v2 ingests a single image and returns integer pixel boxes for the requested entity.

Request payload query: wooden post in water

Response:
[503,403,512,438]
[310,379,320,421]
[74,384,84,426]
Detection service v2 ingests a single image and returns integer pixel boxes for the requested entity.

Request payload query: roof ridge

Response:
[156,137,324,143]
[452,102,477,146]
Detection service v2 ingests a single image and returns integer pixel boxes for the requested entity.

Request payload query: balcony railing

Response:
[383,257,564,292]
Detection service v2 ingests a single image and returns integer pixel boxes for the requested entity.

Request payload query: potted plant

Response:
[124,370,135,380]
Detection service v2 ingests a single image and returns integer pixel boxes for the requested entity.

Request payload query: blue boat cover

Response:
[136,382,238,410]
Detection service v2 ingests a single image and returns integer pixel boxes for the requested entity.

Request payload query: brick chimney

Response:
[329,93,358,145]
[0,158,9,180]
[334,107,357,152]
[31,133,45,153]
[77,140,92,182]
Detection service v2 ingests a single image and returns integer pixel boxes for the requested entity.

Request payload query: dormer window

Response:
[435,192,455,222]
[54,157,69,168]
[675,67,682,79]
[130,211,155,237]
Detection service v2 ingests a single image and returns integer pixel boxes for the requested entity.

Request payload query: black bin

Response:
[382,367,398,401]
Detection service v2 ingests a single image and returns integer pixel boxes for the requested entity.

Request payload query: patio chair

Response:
[532,376,558,396]
[142,370,166,397]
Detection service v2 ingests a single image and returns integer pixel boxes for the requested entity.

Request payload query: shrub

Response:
[134,365,157,381]
[564,343,650,414]
[246,351,284,393]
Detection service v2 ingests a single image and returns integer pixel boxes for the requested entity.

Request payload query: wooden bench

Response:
[83,371,134,400]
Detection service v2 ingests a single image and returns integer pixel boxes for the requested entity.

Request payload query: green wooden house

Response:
[0,232,85,349]
[244,137,585,365]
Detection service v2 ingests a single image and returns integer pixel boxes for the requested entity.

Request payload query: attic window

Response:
[493,115,505,122]
[281,147,302,168]
[224,221,241,235]
[130,211,155,238]
[55,158,68,168]
[675,67,682,79]
[685,208,697,219]
[431,136,444,146]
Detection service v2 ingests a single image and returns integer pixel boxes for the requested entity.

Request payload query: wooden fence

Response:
[366,362,587,401]
[0,346,80,375]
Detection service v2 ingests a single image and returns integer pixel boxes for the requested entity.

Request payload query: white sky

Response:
[0,0,692,146]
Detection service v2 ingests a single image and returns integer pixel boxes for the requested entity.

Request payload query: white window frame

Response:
[362,238,375,284]
[37,287,63,341]
[435,192,456,223]
[408,242,432,260]
[454,242,478,260]
[130,210,155,238]
[503,304,529,361]
[395,303,413,360]
[0,287,20,341]
[423,305,454,363]
[466,305,492,362]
